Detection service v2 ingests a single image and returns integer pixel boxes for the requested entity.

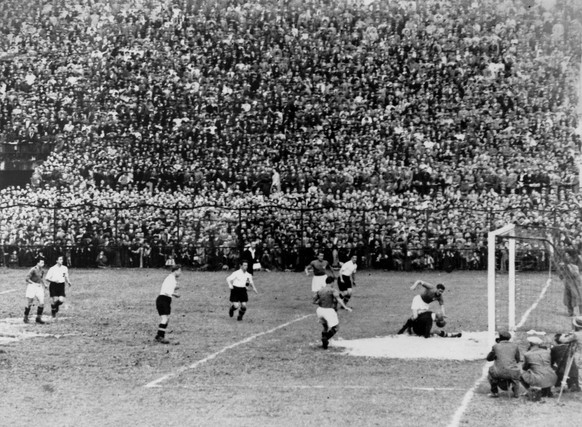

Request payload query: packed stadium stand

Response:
[1,0,581,270]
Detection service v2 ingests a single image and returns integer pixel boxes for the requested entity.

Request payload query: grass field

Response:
[0,267,581,427]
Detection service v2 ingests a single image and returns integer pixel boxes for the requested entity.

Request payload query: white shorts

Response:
[25,283,45,304]
[316,307,339,328]
[312,275,327,292]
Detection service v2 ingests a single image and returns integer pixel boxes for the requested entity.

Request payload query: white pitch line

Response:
[515,278,553,329]
[448,362,490,427]
[448,278,553,426]
[144,314,314,388]
[0,289,17,295]
[174,384,464,391]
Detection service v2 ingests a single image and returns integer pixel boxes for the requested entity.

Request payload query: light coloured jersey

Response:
[159,273,178,297]
[339,260,357,277]
[46,264,68,283]
[227,269,254,288]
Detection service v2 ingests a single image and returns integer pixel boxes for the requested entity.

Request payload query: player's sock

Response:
[343,295,351,305]
[24,306,31,316]
[237,306,246,320]
[397,319,412,335]
[51,303,57,317]
[55,300,63,313]
[229,305,236,317]
[35,306,45,324]
[156,323,167,338]
[327,326,338,340]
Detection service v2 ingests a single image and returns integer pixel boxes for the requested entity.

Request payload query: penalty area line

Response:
[0,289,17,295]
[144,314,314,389]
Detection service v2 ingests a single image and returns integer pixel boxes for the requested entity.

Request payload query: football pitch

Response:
[0,268,580,427]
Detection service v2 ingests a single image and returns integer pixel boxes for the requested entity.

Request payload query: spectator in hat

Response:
[551,333,581,393]
[520,336,557,398]
[486,331,522,398]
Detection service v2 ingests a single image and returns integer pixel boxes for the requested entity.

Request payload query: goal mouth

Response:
[331,332,489,361]
[488,224,577,346]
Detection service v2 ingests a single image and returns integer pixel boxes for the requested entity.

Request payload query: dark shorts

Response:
[156,295,172,316]
[412,311,434,338]
[337,275,353,292]
[49,282,66,298]
[230,286,248,303]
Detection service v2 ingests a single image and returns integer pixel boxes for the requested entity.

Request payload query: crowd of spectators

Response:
[1,0,582,271]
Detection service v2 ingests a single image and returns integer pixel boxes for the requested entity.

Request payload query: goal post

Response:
[488,223,516,346]
[488,223,578,347]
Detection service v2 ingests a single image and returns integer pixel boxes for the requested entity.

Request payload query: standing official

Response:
[557,253,582,316]
[227,261,258,321]
[45,255,71,319]
[23,257,47,324]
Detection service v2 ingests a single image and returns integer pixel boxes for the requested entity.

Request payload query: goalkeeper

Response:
[397,311,461,338]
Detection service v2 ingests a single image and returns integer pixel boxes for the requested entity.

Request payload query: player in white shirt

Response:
[45,255,71,319]
[155,265,182,344]
[227,261,258,321]
[338,255,357,307]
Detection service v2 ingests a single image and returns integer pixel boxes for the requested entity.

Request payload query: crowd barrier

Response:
[0,202,564,272]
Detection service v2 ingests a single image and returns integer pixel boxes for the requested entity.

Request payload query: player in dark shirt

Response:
[313,276,351,349]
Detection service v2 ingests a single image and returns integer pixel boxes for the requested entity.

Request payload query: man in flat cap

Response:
[520,336,557,398]
[486,331,521,398]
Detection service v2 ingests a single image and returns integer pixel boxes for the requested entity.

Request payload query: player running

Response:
[227,261,258,321]
[338,255,357,308]
[313,276,352,349]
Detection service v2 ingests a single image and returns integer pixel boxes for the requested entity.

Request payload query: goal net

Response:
[488,224,579,345]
